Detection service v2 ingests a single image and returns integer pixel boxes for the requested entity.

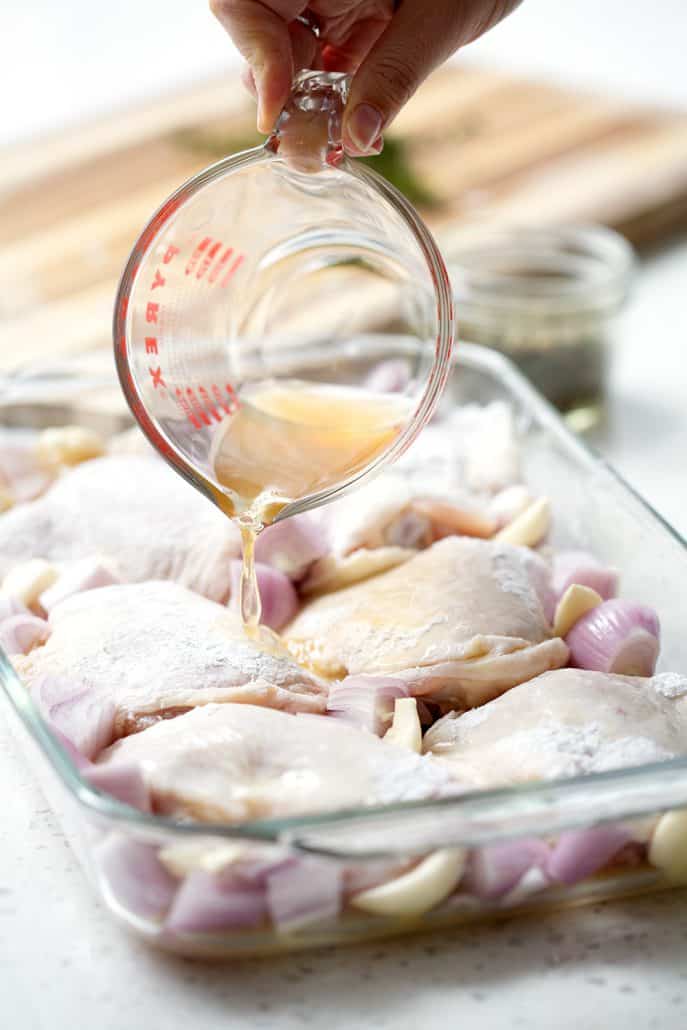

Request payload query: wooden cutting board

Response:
[2,64,687,382]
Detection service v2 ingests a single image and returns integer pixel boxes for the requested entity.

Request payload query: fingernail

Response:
[257,97,275,134]
[347,104,383,152]
[253,66,271,134]
[371,135,383,154]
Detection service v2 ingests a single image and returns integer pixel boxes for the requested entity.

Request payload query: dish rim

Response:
[2,342,685,858]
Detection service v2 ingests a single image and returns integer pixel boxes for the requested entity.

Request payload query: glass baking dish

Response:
[1,342,686,958]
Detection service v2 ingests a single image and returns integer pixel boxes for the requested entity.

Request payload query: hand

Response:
[210,1,522,154]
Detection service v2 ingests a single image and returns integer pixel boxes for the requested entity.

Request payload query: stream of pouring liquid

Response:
[210,379,408,632]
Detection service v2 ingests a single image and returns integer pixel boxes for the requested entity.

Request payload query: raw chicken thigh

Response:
[0,455,240,601]
[0,428,55,502]
[286,536,568,707]
[303,402,523,593]
[97,702,455,822]
[107,426,157,457]
[5,389,686,944]
[311,474,497,559]
[423,668,687,788]
[15,581,328,757]
[392,400,521,497]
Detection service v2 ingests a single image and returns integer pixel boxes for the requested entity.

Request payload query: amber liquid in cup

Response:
[210,380,408,630]
[114,71,454,637]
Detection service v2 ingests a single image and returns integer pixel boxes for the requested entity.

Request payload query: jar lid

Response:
[447,226,635,329]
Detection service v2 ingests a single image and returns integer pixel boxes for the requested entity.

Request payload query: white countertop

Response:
[3,722,687,1030]
[591,240,687,540]
[1,241,685,1030]
[2,3,687,1028]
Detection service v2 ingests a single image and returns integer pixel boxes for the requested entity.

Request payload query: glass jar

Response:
[447,226,635,428]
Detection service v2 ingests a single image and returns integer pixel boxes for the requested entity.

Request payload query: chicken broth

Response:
[210,380,408,630]
[238,523,261,632]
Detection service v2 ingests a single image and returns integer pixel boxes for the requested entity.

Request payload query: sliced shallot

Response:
[229,560,299,631]
[546,825,632,885]
[85,762,151,812]
[266,857,342,931]
[566,599,660,677]
[165,872,267,933]
[50,726,90,769]
[254,514,328,581]
[35,706,150,811]
[40,558,120,613]
[385,507,433,549]
[552,550,618,603]
[96,836,177,920]
[327,675,409,735]
[0,613,50,655]
[32,675,116,760]
[462,838,550,900]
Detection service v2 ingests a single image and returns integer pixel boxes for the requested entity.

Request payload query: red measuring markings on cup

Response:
[139,238,243,430]
[175,384,239,430]
[184,236,245,286]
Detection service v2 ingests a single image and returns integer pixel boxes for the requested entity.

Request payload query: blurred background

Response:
[1,0,686,530]
[3,1,686,144]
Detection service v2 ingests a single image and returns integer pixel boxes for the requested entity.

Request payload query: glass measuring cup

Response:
[113,70,454,529]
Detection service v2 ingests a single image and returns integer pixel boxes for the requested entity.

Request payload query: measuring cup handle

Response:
[267,70,351,172]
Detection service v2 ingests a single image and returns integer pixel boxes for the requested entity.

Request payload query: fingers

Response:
[210,0,296,131]
[320,16,389,75]
[343,0,521,154]
[460,1,524,46]
[237,17,320,114]
[241,64,257,99]
[213,0,522,144]
[289,15,320,75]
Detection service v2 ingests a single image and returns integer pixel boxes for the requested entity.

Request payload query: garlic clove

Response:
[302,547,412,597]
[350,848,466,917]
[36,426,106,469]
[0,486,14,513]
[553,584,603,638]
[158,840,245,878]
[384,697,422,753]
[494,497,551,548]
[648,809,687,885]
[2,559,58,609]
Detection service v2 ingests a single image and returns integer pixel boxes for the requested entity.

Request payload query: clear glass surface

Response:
[1,342,686,956]
[446,226,635,422]
[114,71,454,522]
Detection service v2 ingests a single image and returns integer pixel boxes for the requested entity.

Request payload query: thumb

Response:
[343,1,521,154]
